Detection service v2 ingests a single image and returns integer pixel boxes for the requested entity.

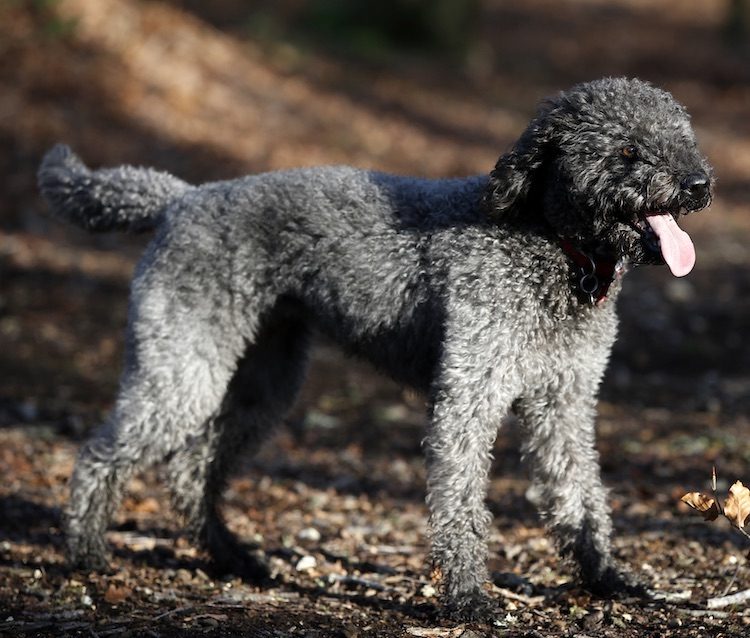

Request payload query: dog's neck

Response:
[558,238,626,306]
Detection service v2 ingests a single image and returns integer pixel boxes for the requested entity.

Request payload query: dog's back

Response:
[39,148,490,388]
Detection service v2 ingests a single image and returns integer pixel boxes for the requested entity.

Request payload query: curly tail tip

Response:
[37,144,184,233]
[37,143,105,229]
[38,143,89,194]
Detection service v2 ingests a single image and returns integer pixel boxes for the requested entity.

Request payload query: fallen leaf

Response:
[103,584,132,605]
[681,492,720,521]
[132,497,160,514]
[723,481,750,529]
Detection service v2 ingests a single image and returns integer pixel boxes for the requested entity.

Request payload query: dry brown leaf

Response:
[681,492,720,521]
[131,496,160,514]
[103,584,132,605]
[723,481,750,529]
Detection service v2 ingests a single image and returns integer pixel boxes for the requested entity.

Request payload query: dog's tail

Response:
[37,144,191,232]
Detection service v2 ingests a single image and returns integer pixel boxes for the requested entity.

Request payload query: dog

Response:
[38,77,712,619]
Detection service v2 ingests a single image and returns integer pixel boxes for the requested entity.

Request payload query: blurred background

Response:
[1,0,750,633]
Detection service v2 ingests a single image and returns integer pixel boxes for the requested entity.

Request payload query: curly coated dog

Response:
[39,77,713,618]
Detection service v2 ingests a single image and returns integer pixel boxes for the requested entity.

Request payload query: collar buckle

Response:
[559,239,621,306]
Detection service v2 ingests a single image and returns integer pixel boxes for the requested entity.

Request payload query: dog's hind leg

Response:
[65,272,255,571]
[66,372,239,570]
[66,426,144,571]
[164,306,311,580]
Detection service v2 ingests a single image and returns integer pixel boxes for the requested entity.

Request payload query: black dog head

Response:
[483,77,713,276]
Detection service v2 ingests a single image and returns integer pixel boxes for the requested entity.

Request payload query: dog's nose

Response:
[681,173,710,202]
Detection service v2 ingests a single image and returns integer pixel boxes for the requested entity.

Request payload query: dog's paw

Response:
[585,566,651,599]
[200,519,273,583]
[210,545,272,583]
[440,590,499,623]
[67,537,111,573]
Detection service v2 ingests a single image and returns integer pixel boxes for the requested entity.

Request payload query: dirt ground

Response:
[1,0,750,636]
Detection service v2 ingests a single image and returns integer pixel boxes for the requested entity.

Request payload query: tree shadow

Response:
[0,495,63,546]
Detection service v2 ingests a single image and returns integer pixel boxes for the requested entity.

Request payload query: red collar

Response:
[559,239,624,305]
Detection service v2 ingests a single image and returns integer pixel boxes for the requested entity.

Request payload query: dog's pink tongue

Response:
[647,213,696,277]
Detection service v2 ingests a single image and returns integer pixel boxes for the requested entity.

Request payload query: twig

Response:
[107,530,172,551]
[492,586,545,606]
[326,573,389,591]
[707,588,750,609]
[677,608,734,618]
[719,560,743,598]
[649,589,693,603]
[152,605,194,621]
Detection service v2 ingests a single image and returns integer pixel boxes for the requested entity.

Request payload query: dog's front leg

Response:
[425,377,505,620]
[514,380,642,596]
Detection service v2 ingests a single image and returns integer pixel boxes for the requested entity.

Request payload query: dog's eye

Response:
[621,145,638,160]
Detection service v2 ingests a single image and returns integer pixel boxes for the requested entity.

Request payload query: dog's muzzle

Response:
[679,172,711,211]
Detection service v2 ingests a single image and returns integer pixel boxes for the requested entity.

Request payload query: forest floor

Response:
[1,0,750,636]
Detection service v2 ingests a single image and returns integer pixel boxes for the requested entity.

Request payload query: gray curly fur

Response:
[38,77,713,619]
[38,144,190,232]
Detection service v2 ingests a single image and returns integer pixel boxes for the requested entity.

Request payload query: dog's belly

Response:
[306,291,442,392]
[267,220,444,390]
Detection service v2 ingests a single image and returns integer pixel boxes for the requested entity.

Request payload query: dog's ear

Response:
[481,102,557,220]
